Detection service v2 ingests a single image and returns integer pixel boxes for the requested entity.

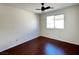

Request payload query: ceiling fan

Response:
[36,3,53,11]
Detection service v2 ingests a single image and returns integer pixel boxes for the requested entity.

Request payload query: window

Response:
[46,14,64,29]
[55,14,64,29]
[46,16,54,29]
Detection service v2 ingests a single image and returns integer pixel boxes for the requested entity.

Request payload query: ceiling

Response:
[1,3,77,14]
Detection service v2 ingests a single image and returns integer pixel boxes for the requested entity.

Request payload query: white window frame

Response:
[46,14,64,29]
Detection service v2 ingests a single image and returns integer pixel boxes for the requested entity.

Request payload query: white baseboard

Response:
[41,35,79,46]
[0,35,39,52]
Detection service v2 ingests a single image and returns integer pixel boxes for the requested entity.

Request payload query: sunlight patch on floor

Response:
[44,43,65,55]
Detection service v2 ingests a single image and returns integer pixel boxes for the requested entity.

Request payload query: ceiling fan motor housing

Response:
[41,6,45,11]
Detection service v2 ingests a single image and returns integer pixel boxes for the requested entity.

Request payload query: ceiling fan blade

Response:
[36,9,41,10]
[50,7,53,9]
[45,6,51,9]
[45,6,53,9]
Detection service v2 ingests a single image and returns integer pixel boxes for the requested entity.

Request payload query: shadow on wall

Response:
[44,43,65,55]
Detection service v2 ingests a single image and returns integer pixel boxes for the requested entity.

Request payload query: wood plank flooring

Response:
[0,36,79,55]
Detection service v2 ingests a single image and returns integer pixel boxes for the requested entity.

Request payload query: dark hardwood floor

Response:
[0,36,79,55]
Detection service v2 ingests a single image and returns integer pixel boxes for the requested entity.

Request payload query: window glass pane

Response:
[46,16,54,29]
[55,20,64,29]
[55,14,64,29]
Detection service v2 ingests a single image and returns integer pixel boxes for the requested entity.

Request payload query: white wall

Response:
[0,5,40,52]
[0,4,79,52]
[40,5,79,45]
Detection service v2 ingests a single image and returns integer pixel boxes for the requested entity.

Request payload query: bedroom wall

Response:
[40,5,79,45]
[0,5,40,52]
